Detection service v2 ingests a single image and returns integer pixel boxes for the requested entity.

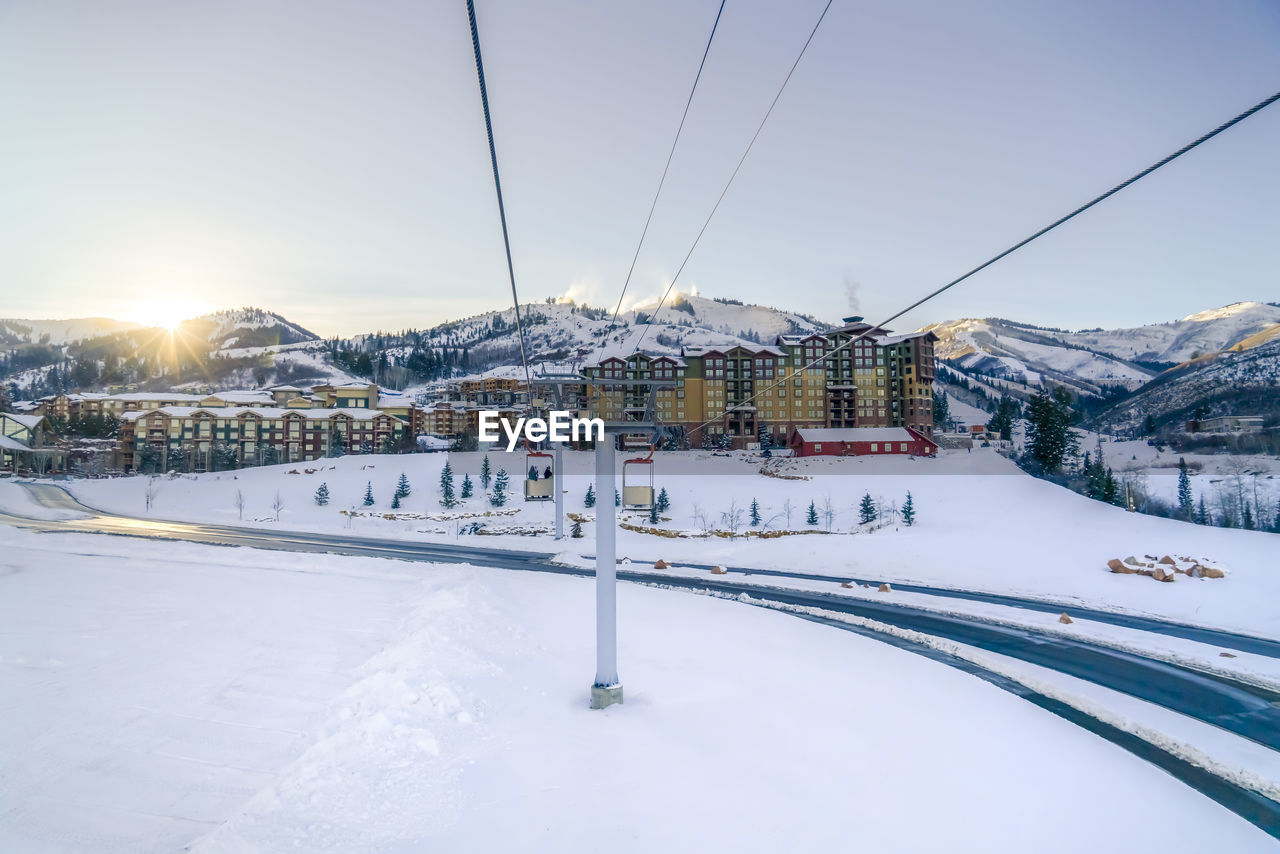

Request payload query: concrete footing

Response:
[590,683,623,710]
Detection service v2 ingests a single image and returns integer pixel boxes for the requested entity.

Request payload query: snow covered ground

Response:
[1074,430,1279,513]
[0,524,1273,852]
[53,445,1280,638]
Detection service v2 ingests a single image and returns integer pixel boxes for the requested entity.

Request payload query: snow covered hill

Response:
[1094,335,1280,432]
[926,317,1155,396]
[389,292,828,372]
[1071,302,1280,366]
[0,316,142,346]
[180,307,319,350]
[927,302,1280,409]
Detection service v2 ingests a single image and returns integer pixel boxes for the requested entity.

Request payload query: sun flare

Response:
[126,299,207,331]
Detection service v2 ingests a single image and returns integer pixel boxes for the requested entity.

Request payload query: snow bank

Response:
[1,525,1266,851]
[65,446,1280,638]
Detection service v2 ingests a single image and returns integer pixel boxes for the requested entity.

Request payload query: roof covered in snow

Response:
[120,406,405,422]
[793,427,927,443]
[2,412,47,430]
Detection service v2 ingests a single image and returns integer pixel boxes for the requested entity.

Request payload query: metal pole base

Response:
[589,683,624,710]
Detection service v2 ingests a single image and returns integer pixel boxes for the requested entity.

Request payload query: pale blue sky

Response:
[0,0,1277,337]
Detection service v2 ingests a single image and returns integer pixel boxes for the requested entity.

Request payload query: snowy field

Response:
[0,524,1273,852]
[1076,430,1278,512]
[50,445,1280,638]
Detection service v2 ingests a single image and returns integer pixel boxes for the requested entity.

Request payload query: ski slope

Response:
[0,525,1270,852]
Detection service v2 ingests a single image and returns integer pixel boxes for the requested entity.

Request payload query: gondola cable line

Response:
[466,0,533,391]
[593,0,728,367]
[674,87,1280,442]
[629,0,835,355]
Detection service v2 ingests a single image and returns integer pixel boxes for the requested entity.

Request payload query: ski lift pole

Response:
[591,434,622,709]
[554,441,564,540]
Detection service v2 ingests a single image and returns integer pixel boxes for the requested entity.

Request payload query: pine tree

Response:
[490,468,509,507]
[749,498,761,526]
[314,482,330,506]
[363,481,374,506]
[1177,458,1193,520]
[480,454,492,489]
[902,492,915,527]
[584,484,596,507]
[656,487,670,514]
[391,492,401,509]
[932,391,950,430]
[859,492,877,524]
[1023,389,1077,473]
[461,473,473,499]
[440,460,457,508]
[806,501,819,526]
[1272,499,1280,534]
[1101,468,1119,505]
[1243,502,1255,530]
[396,472,411,499]
[571,517,584,538]
[648,502,660,524]
[1196,494,1210,526]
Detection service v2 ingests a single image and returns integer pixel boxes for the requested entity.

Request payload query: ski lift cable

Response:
[679,87,1280,439]
[630,0,835,355]
[466,0,532,390]
[594,0,727,366]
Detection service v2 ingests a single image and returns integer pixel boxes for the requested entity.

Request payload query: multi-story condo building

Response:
[822,318,935,435]
[578,318,937,449]
[18,383,419,472]
[117,405,408,472]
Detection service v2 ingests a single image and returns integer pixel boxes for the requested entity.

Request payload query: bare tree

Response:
[234,489,246,521]
[761,511,785,531]
[692,504,712,534]
[1221,458,1252,522]
[1251,473,1264,528]
[272,490,284,522]
[144,477,160,513]
[1214,485,1238,528]
[782,498,795,529]
[720,500,745,535]
[821,496,836,531]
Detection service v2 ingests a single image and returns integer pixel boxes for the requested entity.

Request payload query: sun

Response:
[126,299,206,331]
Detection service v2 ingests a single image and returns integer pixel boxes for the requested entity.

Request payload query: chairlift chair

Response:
[622,446,656,509]
[523,442,554,501]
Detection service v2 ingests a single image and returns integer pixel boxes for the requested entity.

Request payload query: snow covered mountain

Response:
[926,302,1280,399]
[178,308,318,350]
[0,317,142,347]
[925,318,1155,397]
[1067,302,1280,366]
[1093,335,1280,432]
[349,293,829,380]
